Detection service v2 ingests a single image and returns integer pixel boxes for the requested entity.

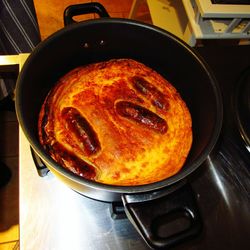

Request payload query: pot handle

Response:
[122,183,202,249]
[64,2,110,26]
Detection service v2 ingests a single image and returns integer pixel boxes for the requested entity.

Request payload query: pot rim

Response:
[16,17,223,194]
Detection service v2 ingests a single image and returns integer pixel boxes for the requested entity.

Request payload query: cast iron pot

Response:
[15,3,223,249]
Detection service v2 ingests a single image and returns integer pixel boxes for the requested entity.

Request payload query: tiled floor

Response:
[0,1,150,249]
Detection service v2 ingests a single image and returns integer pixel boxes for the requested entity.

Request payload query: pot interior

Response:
[16,19,222,190]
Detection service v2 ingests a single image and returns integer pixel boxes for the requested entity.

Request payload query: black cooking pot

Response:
[15,3,223,249]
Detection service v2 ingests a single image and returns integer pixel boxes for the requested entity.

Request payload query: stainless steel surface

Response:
[19,131,250,250]
[19,45,250,250]
[19,130,148,250]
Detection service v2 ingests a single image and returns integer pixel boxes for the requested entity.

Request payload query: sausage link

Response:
[50,141,96,179]
[132,76,169,110]
[61,107,100,155]
[116,101,168,134]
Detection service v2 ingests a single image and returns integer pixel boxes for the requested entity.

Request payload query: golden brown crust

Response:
[38,59,192,186]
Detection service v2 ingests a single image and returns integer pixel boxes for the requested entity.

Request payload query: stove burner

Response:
[234,67,250,152]
[110,202,127,220]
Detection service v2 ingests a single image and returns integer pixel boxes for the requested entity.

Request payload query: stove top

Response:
[19,44,250,250]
